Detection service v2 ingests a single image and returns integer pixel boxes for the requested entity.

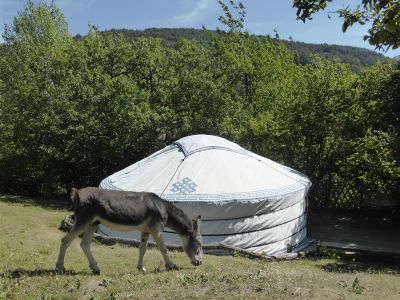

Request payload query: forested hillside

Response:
[101,28,392,72]
[1,2,399,208]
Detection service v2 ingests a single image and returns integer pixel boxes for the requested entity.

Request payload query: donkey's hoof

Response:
[91,269,101,275]
[166,263,178,270]
[55,265,65,273]
[137,266,147,273]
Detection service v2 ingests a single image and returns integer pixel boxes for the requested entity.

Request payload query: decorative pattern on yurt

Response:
[99,135,311,254]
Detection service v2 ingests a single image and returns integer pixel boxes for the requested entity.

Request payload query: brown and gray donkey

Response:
[56,187,202,274]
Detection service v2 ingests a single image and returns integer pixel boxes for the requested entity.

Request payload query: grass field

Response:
[0,196,399,299]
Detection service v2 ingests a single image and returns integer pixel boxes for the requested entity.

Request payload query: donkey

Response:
[56,187,202,274]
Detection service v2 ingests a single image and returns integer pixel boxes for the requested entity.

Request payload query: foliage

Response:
[217,0,246,33]
[290,56,360,204]
[102,27,392,73]
[2,0,70,46]
[0,0,72,194]
[351,277,365,295]
[0,1,398,209]
[293,0,400,50]
[337,63,400,200]
[340,129,399,196]
[282,40,391,73]
[318,243,341,260]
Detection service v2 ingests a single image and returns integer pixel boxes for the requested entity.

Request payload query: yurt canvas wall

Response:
[99,135,311,254]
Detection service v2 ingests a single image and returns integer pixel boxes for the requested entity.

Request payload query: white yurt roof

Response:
[101,134,309,201]
[99,134,311,254]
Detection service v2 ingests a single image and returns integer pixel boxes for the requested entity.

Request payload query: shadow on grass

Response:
[321,259,400,275]
[0,194,69,211]
[1,268,91,279]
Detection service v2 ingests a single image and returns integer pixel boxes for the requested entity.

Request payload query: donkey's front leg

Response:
[151,230,177,270]
[136,231,150,273]
[56,225,85,272]
[80,224,100,274]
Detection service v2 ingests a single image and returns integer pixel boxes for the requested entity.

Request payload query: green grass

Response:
[1,197,399,299]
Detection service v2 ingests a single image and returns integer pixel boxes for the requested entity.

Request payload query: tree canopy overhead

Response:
[293,0,400,50]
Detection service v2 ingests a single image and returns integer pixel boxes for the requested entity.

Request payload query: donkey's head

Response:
[182,216,203,266]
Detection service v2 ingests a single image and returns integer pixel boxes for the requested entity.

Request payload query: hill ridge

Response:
[98,27,392,72]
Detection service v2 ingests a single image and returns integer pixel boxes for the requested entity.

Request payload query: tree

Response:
[210,1,310,164]
[2,0,70,46]
[0,0,72,194]
[293,0,400,50]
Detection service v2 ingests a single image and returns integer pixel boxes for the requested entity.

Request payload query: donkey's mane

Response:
[73,187,98,211]
[164,201,193,235]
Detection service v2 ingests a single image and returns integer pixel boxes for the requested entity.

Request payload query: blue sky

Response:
[1,0,398,57]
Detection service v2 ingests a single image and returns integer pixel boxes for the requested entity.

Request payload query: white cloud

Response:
[174,0,213,24]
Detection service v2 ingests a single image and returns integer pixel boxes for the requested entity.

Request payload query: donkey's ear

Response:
[192,215,201,237]
[70,188,79,208]
[70,188,78,200]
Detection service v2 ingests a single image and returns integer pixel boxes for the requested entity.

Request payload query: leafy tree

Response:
[356,62,400,133]
[168,39,229,137]
[217,0,246,33]
[343,62,400,201]
[293,56,359,205]
[56,30,158,189]
[208,1,309,171]
[0,0,72,194]
[293,0,400,50]
[339,129,399,202]
[104,28,392,72]
[3,0,70,46]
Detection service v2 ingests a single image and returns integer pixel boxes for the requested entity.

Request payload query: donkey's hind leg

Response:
[80,224,100,274]
[56,223,86,272]
[137,231,150,273]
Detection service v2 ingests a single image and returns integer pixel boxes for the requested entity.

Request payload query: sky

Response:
[0,0,399,58]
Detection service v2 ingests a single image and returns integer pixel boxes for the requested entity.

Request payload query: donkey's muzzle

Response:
[192,260,202,266]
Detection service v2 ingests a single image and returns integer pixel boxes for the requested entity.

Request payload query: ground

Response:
[0,196,399,299]
[308,208,400,254]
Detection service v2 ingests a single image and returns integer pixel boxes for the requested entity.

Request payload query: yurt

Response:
[99,135,311,254]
